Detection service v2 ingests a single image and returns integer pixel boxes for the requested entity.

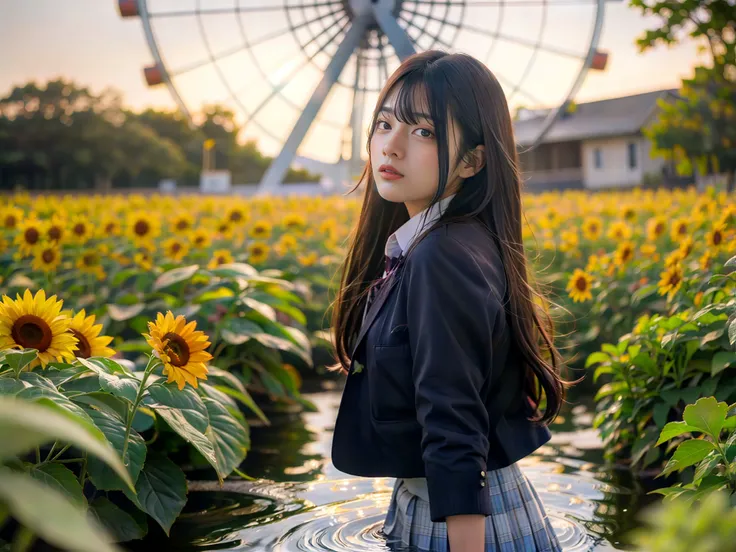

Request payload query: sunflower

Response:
[190,228,212,249]
[127,212,161,247]
[31,242,61,273]
[144,311,212,390]
[76,248,106,281]
[207,249,233,269]
[99,217,121,238]
[162,238,190,262]
[297,251,318,267]
[582,217,603,240]
[45,214,67,244]
[706,224,726,248]
[170,213,194,234]
[277,234,298,253]
[670,217,690,242]
[0,206,24,230]
[566,269,593,303]
[646,216,667,241]
[68,215,93,245]
[69,309,115,359]
[614,241,635,266]
[678,236,694,258]
[0,289,77,367]
[226,207,247,225]
[640,243,658,260]
[607,221,632,241]
[559,230,579,253]
[215,220,234,239]
[664,249,685,268]
[248,241,270,264]
[134,250,154,271]
[282,213,306,231]
[15,217,45,257]
[250,220,272,240]
[699,250,713,271]
[658,263,683,300]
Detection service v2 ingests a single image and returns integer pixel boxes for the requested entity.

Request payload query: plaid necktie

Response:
[366,253,403,311]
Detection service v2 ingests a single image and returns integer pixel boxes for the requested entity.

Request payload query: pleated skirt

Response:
[381,462,562,552]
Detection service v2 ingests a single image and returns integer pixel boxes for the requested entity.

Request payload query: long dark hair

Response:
[330,50,575,425]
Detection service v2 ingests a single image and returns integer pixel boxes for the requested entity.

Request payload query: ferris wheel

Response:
[119,0,611,193]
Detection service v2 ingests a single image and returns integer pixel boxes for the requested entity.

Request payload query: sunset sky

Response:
[1,1,706,162]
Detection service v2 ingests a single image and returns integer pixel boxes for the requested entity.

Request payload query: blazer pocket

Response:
[369,344,415,423]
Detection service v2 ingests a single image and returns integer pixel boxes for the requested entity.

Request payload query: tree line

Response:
[0,79,320,191]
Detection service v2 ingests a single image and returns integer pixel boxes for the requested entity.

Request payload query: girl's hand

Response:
[447,514,485,552]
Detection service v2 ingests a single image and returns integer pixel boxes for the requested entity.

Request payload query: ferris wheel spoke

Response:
[242,15,351,126]
[349,50,367,164]
[260,14,372,191]
[371,1,417,60]
[464,24,585,60]
[249,5,345,49]
[397,15,453,50]
[400,8,462,32]
[170,43,246,77]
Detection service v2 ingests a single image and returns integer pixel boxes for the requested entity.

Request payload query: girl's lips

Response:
[378,170,404,180]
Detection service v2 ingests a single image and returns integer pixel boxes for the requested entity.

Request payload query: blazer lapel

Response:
[350,265,404,359]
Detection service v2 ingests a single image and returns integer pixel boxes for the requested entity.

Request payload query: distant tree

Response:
[630,0,736,191]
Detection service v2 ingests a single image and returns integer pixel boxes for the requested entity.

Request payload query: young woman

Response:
[330,50,571,552]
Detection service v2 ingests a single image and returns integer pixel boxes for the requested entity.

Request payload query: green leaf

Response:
[0,379,28,395]
[212,385,269,425]
[2,349,39,376]
[76,357,131,376]
[661,440,718,476]
[253,332,312,368]
[153,264,200,291]
[84,407,146,491]
[594,381,628,402]
[98,372,140,404]
[0,468,118,552]
[693,452,721,483]
[144,384,219,478]
[655,422,701,446]
[713,351,736,376]
[122,454,187,536]
[653,402,671,429]
[107,303,145,322]
[203,397,249,478]
[700,329,725,347]
[88,497,147,543]
[210,262,258,279]
[0,398,132,489]
[729,318,736,347]
[29,463,86,510]
[221,317,262,345]
[683,397,729,438]
[243,297,277,321]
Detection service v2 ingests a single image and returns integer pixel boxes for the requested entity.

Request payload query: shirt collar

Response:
[385,193,457,258]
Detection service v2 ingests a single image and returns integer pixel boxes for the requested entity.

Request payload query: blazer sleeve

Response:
[405,231,504,522]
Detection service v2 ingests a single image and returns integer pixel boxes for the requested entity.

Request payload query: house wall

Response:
[582,135,665,189]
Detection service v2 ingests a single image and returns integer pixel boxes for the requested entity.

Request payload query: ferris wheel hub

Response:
[344,0,404,30]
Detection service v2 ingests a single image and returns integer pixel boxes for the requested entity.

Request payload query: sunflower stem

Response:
[121,354,159,465]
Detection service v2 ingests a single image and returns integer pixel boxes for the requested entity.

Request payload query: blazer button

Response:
[480,480,486,487]
[480,470,486,478]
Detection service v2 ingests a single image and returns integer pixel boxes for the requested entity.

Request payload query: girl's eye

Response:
[416,128,434,138]
[375,119,433,138]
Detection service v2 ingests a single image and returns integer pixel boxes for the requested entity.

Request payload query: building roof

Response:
[513,89,678,146]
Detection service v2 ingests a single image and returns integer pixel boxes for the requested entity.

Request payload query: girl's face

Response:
[370,87,465,217]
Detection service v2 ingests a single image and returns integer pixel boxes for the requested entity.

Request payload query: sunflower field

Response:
[0,186,735,546]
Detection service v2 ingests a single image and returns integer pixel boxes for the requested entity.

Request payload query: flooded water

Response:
[136,380,645,551]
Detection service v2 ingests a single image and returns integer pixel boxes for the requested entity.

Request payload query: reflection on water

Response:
[134,381,642,551]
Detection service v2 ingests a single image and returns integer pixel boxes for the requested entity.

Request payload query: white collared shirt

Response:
[383,193,456,270]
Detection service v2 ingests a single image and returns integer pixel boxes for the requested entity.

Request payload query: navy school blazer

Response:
[331,219,552,523]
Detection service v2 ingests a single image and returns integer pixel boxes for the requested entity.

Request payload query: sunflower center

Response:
[253,246,264,255]
[176,220,189,231]
[48,226,62,241]
[25,228,40,245]
[70,329,92,358]
[83,253,98,266]
[73,223,86,236]
[105,223,116,234]
[217,255,227,264]
[195,236,205,245]
[575,277,588,291]
[11,315,52,352]
[42,249,56,263]
[134,220,150,236]
[171,243,182,253]
[229,211,243,222]
[713,231,722,245]
[4,215,17,228]
[163,332,190,367]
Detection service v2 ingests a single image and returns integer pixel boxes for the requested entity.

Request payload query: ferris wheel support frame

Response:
[258,1,417,194]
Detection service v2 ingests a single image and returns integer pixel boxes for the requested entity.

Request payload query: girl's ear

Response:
[459,145,486,178]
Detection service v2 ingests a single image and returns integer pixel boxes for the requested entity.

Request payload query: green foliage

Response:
[628,490,736,551]
[589,254,736,472]
[0,78,322,190]
[0,349,251,544]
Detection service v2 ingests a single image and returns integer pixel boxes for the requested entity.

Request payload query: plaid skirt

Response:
[381,462,562,552]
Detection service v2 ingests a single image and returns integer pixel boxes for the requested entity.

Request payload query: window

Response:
[593,148,602,169]
[628,142,638,169]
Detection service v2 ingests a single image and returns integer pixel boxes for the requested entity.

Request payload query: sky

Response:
[1,1,706,163]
